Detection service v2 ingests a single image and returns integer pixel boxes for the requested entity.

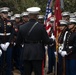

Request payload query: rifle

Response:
[58,45,66,75]
[63,57,66,75]
[55,43,59,75]
[62,31,68,75]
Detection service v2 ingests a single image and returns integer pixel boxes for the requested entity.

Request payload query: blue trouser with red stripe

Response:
[66,59,76,75]
[0,47,13,75]
[47,45,55,72]
[13,46,23,74]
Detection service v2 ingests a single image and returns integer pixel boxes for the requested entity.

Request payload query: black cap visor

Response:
[68,22,76,25]
[59,24,67,26]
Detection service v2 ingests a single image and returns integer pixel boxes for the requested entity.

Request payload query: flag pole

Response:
[55,23,59,75]
[54,0,62,75]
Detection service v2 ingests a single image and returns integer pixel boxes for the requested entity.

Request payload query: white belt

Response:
[69,46,72,49]
[0,33,11,36]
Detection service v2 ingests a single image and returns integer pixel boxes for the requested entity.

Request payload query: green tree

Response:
[64,0,76,12]
[35,0,48,14]
[0,0,39,13]
[0,0,76,14]
[18,0,39,13]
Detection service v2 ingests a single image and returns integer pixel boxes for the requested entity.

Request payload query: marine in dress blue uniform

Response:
[0,8,3,59]
[13,14,23,74]
[0,7,14,75]
[58,20,68,75]
[60,17,76,75]
[38,15,46,68]
[38,15,44,24]
[57,12,70,75]
[47,17,56,74]
[61,12,70,21]
[21,12,29,24]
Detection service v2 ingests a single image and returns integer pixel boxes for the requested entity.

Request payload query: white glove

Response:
[54,51,57,56]
[50,33,55,40]
[22,44,24,47]
[45,45,48,50]
[14,43,16,46]
[61,51,67,57]
[0,49,2,56]
[0,44,7,51]
[4,42,10,51]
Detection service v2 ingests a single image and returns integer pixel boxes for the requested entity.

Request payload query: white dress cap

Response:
[74,12,76,17]
[26,7,41,14]
[14,14,21,18]
[21,12,28,16]
[1,7,10,12]
[8,12,12,17]
[50,17,55,22]
[59,20,68,25]
[10,16,15,20]
[38,15,44,19]
[70,13,75,18]
[69,18,76,23]
[61,12,70,16]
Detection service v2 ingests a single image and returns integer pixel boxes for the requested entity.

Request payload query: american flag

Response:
[44,0,53,36]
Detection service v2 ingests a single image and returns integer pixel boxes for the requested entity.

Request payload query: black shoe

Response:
[47,71,51,74]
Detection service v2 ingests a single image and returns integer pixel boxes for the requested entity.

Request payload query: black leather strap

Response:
[27,22,38,36]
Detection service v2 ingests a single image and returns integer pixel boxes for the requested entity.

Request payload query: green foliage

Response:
[18,0,39,13]
[35,0,48,14]
[0,0,39,13]
[64,0,76,12]
[0,0,76,14]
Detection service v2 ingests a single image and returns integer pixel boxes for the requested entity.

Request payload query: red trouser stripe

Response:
[42,59,44,75]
